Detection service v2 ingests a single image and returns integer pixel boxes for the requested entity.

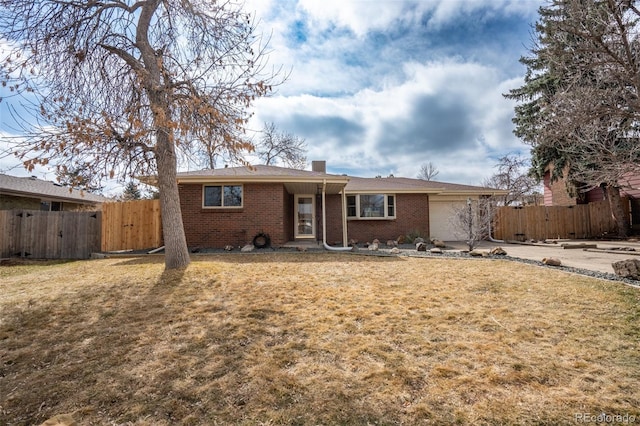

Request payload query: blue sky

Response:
[242,0,544,183]
[0,0,545,193]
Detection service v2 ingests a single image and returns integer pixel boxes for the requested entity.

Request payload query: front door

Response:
[295,195,315,238]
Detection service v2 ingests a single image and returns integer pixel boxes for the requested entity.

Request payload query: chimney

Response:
[312,160,326,173]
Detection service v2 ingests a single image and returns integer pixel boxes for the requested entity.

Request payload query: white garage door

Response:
[429,201,467,241]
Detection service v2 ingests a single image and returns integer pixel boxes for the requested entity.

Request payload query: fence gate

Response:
[0,210,101,259]
[100,200,162,252]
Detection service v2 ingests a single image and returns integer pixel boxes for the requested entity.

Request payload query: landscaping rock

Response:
[612,259,640,280]
[432,239,446,248]
[386,240,398,247]
[224,245,234,251]
[469,250,489,257]
[390,247,400,254]
[414,237,425,244]
[542,257,562,266]
[490,247,507,256]
[416,242,427,251]
[296,246,308,252]
[397,235,406,244]
[241,244,255,252]
[349,239,358,247]
[368,242,379,251]
[429,247,442,254]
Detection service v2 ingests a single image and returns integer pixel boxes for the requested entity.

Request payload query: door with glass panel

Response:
[294,195,315,238]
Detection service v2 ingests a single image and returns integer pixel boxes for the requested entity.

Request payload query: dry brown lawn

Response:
[1,253,639,425]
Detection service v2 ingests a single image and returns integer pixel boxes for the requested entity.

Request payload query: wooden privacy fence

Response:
[493,199,619,241]
[101,199,162,252]
[0,210,101,259]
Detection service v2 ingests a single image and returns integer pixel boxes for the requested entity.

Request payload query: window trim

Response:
[202,184,244,209]
[346,193,396,220]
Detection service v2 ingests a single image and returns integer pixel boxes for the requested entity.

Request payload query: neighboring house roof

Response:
[0,174,108,204]
[176,165,506,196]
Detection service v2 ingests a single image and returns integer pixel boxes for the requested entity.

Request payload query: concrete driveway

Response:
[446,239,640,275]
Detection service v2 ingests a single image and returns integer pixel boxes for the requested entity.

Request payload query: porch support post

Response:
[321,180,327,246]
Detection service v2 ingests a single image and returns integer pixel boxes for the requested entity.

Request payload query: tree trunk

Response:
[156,130,191,270]
[607,185,629,238]
[135,0,190,270]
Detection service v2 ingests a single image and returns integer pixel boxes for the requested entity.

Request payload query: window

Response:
[40,200,63,211]
[347,196,357,217]
[203,185,243,208]
[346,194,396,219]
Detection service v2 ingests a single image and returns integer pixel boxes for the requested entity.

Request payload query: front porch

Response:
[281,240,325,250]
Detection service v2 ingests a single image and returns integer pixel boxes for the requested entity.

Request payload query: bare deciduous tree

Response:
[0,0,282,268]
[256,122,307,170]
[483,154,540,206]
[450,197,495,251]
[417,162,439,181]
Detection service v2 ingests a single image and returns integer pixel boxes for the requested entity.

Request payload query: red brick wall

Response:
[545,171,640,206]
[179,182,288,248]
[325,193,429,244]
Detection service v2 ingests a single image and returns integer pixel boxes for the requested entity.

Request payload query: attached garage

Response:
[429,197,469,241]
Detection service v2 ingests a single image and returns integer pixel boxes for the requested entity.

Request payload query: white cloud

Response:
[250,57,525,184]
[296,0,540,35]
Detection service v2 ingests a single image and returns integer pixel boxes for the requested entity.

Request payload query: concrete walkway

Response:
[447,239,640,275]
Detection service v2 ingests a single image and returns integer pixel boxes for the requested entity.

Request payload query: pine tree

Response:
[505,0,640,236]
[122,182,142,201]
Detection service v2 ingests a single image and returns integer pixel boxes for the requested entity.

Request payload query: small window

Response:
[51,201,62,211]
[346,194,396,219]
[203,185,243,208]
[347,195,357,217]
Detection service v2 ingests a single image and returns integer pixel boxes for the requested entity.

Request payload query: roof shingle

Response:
[0,174,108,204]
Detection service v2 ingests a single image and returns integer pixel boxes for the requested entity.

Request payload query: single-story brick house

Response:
[177,162,505,248]
[0,173,107,211]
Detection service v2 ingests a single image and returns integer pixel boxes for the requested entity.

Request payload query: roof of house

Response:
[177,165,350,195]
[176,165,506,196]
[0,174,108,204]
[345,176,504,195]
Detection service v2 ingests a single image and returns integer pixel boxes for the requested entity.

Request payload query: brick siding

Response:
[179,182,289,248]
[179,184,431,248]
[325,193,429,244]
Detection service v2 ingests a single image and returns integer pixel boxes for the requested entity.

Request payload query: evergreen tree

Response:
[122,182,142,201]
[506,0,640,236]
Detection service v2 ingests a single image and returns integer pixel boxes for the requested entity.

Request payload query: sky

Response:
[0,0,545,193]
[240,0,545,184]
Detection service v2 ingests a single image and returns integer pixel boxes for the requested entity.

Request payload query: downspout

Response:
[341,189,348,247]
[322,180,353,251]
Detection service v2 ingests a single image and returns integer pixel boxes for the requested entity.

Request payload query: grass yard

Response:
[1,253,639,425]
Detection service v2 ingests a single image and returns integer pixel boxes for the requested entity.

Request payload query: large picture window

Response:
[203,185,243,208]
[346,194,396,219]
